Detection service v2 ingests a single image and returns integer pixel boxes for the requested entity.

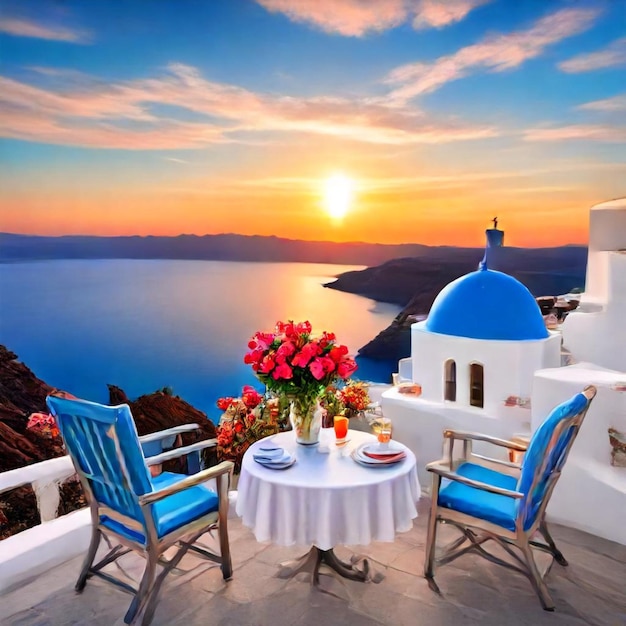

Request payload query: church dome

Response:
[424,269,548,341]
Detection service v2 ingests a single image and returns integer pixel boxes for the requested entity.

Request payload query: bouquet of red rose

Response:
[244,320,358,406]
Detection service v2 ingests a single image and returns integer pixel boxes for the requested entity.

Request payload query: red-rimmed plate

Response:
[352,443,406,467]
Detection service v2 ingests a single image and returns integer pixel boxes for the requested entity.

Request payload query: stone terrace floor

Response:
[2,499,625,626]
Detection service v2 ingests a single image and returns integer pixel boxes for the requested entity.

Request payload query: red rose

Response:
[328,345,348,362]
[337,358,357,379]
[272,361,293,380]
[259,355,276,374]
[242,386,262,408]
[309,356,335,380]
[275,340,296,364]
[291,341,321,367]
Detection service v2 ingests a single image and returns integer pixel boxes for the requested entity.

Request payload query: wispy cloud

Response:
[0,17,91,43]
[254,0,488,37]
[0,63,497,149]
[412,0,491,30]
[523,124,626,143]
[386,7,600,101]
[559,37,626,73]
[578,93,626,112]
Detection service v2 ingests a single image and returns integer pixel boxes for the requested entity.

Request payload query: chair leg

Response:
[140,542,192,626]
[218,518,233,580]
[539,521,568,566]
[424,475,441,580]
[76,526,101,592]
[125,550,158,625]
[519,539,555,611]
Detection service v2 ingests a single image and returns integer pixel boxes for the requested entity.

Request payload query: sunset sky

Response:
[1,0,625,246]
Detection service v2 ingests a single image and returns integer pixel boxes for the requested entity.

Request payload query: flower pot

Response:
[289,398,323,445]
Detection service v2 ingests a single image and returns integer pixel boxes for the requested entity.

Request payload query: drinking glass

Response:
[371,417,392,448]
[333,415,349,444]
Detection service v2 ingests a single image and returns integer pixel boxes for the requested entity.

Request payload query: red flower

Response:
[26,412,60,439]
[245,320,359,399]
[291,341,321,367]
[309,356,335,380]
[244,348,264,365]
[259,354,276,374]
[216,396,235,411]
[328,345,348,362]
[242,385,262,408]
[337,358,358,379]
[272,361,293,380]
[248,332,275,351]
[275,340,296,364]
[318,331,336,349]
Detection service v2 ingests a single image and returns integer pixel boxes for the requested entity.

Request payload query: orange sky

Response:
[1,1,625,246]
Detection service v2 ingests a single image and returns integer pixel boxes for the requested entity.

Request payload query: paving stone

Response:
[2,507,625,626]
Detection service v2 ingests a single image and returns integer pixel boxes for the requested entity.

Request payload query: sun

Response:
[323,174,354,220]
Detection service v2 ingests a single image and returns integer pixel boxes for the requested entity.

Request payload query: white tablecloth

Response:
[236,429,421,551]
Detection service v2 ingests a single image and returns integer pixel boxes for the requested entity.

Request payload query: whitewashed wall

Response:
[532,363,626,545]
[563,253,626,372]
[584,199,626,303]
[410,325,561,418]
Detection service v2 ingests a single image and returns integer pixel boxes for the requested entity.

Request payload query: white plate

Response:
[362,440,403,456]
[254,456,296,470]
[352,444,405,467]
[351,450,402,468]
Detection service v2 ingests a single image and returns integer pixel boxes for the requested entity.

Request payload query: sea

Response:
[0,259,401,422]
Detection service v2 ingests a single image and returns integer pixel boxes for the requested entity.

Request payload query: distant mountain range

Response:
[0,232,435,266]
[0,232,587,274]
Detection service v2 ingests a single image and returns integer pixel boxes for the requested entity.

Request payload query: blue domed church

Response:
[410,265,560,418]
[383,222,561,490]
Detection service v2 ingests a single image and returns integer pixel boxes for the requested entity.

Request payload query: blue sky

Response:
[0,0,625,245]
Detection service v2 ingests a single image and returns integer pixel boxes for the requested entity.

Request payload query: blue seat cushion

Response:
[101,471,219,544]
[437,463,519,532]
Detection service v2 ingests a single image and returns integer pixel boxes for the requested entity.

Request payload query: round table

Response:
[236,428,420,583]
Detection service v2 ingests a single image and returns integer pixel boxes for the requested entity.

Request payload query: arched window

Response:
[469,363,484,408]
[444,359,456,402]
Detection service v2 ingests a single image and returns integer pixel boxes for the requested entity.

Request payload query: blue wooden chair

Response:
[423,386,596,610]
[46,395,234,626]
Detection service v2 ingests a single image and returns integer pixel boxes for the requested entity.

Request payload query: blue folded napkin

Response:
[253,447,292,464]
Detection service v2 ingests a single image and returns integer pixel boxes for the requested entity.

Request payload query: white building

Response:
[383,198,626,546]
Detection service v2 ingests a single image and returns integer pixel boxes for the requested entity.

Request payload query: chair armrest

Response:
[138,424,200,445]
[444,429,529,452]
[139,460,234,505]
[144,439,217,466]
[426,461,524,499]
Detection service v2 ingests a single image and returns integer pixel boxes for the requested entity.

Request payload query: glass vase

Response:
[289,396,323,445]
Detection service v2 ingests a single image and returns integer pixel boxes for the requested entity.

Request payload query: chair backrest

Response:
[46,396,152,521]
[516,386,595,530]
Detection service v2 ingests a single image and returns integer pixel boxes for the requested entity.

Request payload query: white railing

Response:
[0,455,78,523]
[0,456,91,595]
